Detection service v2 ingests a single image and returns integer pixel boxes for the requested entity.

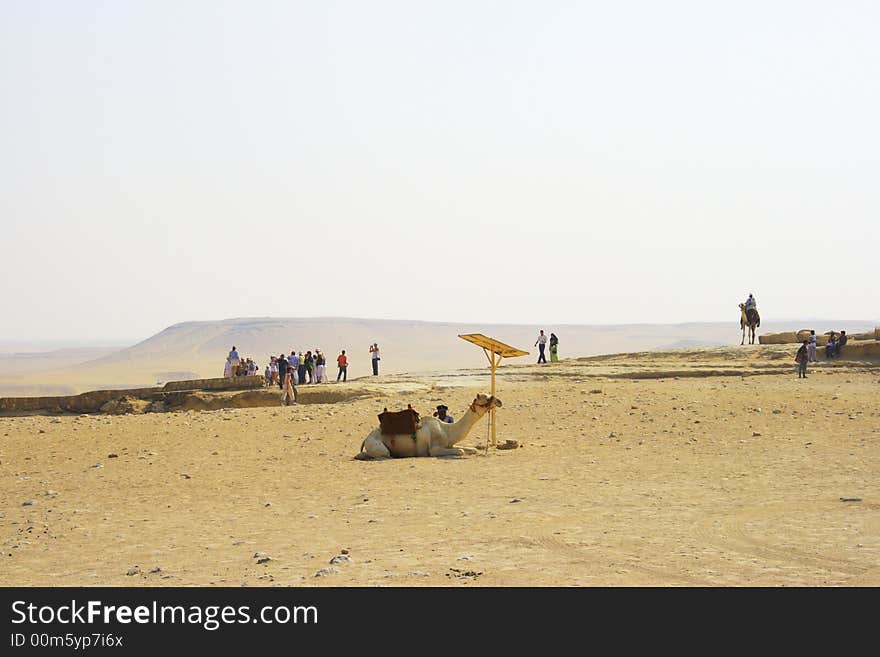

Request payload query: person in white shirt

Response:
[369,343,380,375]
[228,346,241,372]
[535,330,547,364]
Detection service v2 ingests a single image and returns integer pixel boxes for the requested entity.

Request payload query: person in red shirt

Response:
[336,350,348,382]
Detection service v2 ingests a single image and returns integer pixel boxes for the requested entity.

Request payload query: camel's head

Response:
[738,303,746,310]
[470,393,502,415]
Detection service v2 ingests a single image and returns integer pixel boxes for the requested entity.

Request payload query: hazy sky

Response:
[2,1,878,342]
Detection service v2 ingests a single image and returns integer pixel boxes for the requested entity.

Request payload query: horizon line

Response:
[2,315,877,349]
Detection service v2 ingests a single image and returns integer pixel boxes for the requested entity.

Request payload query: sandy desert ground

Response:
[1,346,878,586]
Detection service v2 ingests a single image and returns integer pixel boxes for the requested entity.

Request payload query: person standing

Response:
[808,330,817,362]
[223,357,232,378]
[280,368,297,405]
[315,350,326,383]
[304,351,315,383]
[369,343,380,375]
[549,333,559,362]
[297,351,307,386]
[795,340,809,378]
[228,346,241,374]
[277,352,289,389]
[337,350,348,382]
[287,351,299,385]
[535,330,547,364]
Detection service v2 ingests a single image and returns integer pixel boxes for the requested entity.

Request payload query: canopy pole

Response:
[490,353,503,446]
[457,333,529,452]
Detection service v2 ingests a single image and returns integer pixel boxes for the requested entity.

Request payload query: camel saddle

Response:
[747,308,761,327]
[378,405,421,436]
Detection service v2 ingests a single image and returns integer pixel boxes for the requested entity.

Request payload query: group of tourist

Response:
[223,346,261,378]
[796,329,849,378]
[223,343,384,392]
[267,349,331,387]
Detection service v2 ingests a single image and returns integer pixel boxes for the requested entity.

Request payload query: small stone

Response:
[253,551,267,558]
[314,567,338,577]
[126,566,140,576]
[753,432,762,437]
[257,557,272,565]
[38,429,46,434]
[21,500,36,507]
[149,566,162,574]
[341,548,350,555]
[108,453,118,458]
[329,555,351,565]
[510,498,524,503]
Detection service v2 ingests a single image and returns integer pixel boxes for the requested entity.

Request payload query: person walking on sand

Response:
[549,333,559,362]
[796,340,809,378]
[369,343,380,375]
[808,330,818,362]
[223,357,232,378]
[535,330,547,364]
[337,350,348,382]
[280,368,297,405]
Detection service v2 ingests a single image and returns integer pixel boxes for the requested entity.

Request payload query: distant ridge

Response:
[2,316,876,397]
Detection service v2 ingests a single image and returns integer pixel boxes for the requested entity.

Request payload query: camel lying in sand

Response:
[355,393,502,459]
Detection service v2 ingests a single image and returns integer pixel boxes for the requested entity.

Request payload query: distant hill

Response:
[1,317,876,396]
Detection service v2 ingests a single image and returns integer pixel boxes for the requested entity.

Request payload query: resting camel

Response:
[355,393,502,459]
[739,303,760,345]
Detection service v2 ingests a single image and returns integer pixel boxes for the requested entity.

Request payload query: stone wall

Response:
[161,376,265,393]
[0,376,265,415]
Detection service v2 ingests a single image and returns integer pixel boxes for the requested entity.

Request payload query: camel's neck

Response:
[444,407,489,446]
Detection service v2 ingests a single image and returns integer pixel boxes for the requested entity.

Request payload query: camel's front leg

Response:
[741,324,746,346]
[428,445,465,457]
[356,430,392,460]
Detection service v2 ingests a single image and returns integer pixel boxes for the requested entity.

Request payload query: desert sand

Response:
[1,345,877,587]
